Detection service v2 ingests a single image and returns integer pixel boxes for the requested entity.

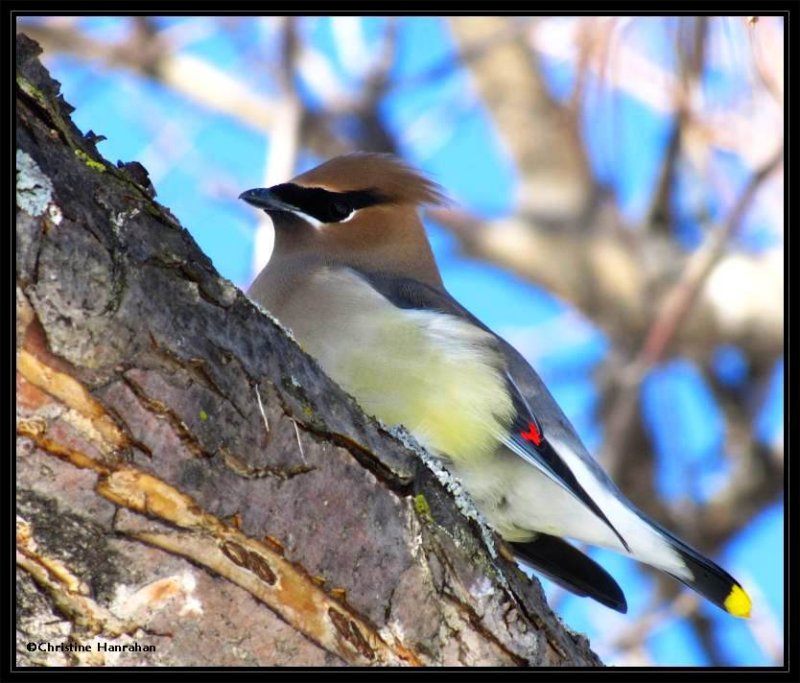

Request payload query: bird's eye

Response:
[331,199,352,221]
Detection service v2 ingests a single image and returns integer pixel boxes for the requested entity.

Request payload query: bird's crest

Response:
[291,153,449,207]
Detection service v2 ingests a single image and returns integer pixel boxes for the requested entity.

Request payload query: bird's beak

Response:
[239,187,296,213]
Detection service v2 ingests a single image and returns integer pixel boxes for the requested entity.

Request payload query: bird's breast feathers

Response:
[275,267,515,463]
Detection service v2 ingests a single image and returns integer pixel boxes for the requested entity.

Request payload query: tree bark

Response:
[15,33,601,668]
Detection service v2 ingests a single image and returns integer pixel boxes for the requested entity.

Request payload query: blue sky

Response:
[24,15,784,666]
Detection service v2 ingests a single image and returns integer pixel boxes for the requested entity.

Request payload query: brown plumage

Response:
[291,152,448,207]
[251,153,447,290]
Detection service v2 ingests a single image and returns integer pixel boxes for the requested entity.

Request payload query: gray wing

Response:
[356,269,629,550]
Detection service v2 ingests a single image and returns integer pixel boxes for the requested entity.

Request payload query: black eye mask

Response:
[268,184,389,223]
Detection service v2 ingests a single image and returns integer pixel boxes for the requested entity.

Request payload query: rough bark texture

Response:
[15,33,602,668]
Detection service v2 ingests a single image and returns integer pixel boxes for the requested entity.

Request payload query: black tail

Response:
[660,528,752,618]
[513,534,627,614]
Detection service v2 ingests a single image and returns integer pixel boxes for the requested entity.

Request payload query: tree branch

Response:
[15,32,601,668]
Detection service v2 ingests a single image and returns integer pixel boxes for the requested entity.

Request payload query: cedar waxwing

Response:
[240,153,751,618]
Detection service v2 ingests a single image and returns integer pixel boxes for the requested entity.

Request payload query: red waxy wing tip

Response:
[520,422,543,446]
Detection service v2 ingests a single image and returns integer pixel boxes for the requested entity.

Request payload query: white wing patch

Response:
[542,433,690,578]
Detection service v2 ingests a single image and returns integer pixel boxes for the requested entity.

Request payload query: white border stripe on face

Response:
[289,208,357,229]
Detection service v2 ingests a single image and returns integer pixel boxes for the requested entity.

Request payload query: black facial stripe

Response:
[269,184,388,223]
[346,189,389,210]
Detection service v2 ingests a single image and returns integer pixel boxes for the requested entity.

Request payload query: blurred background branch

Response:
[16,14,784,667]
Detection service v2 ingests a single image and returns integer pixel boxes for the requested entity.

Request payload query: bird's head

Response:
[240,153,447,287]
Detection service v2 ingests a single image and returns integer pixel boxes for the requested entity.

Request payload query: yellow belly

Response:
[337,310,514,464]
[278,268,514,466]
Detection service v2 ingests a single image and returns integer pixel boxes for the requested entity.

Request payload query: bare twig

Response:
[637,146,782,368]
[745,16,784,104]
[393,18,534,90]
[740,574,785,664]
[450,16,596,221]
[530,17,782,170]
[19,19,278,133]
[645,18,708,236]
[601,592,696,656]
[601,147,782,472]
[251,17,303,278]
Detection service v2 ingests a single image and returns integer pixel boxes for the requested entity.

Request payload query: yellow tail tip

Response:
[724,584,752,619]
